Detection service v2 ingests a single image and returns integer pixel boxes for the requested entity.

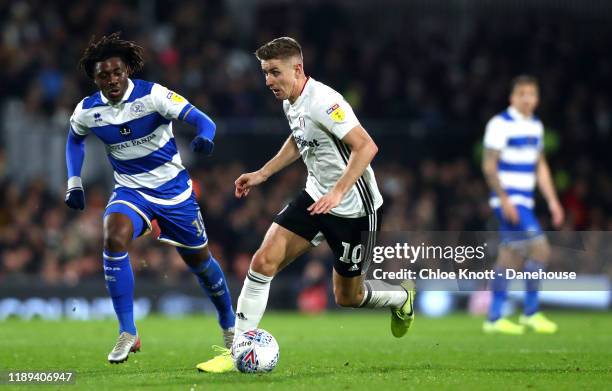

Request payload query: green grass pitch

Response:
[1,311,611,390]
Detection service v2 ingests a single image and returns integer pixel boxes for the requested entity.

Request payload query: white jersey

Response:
[483,106,544,209]
[70,79,193,205]
[283,77,383,218]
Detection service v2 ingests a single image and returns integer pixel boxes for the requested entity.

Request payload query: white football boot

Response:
[108,332,141,364]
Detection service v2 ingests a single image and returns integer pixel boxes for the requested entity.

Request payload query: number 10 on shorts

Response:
[192,211,205,238]
[340,242,363,264]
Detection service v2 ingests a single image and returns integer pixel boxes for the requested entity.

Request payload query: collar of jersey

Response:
[289,76,312,107]
[100,78,135,106]
[507,106,534,121]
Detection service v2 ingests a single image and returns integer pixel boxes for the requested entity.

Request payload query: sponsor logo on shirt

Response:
[294,135,320,148]
[119,124,132,137]
[107,133,158,152]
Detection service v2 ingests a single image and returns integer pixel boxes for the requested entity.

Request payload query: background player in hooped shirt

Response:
[202,37,416,372]
[64,33,235,368]
[482,75,565,335]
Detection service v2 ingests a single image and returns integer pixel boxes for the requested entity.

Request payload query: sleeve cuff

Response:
[70,127,87,139]
[178,104,195,121]
[336,122,360,140]
[67,176,83,189]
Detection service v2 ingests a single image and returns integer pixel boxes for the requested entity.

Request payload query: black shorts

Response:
[274,190,382,277]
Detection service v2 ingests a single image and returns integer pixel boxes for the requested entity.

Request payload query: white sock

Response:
[359,280,408,309]
[235,268,273,338]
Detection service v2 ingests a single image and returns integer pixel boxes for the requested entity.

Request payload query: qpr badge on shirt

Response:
[130,101,145,115]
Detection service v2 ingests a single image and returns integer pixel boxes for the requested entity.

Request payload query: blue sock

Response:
[188,254,235,330]
[488,268,508,322]
[103,251,137,335]
[524,260,544,316]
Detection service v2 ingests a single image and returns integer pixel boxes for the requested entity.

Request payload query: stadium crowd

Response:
[2,1,611,141]
[0,0,610,284]
[0,154,609,285]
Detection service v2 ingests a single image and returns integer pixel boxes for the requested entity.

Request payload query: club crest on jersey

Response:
[119,124,132,137]
[130,101,145,115]
[326,103,345,122]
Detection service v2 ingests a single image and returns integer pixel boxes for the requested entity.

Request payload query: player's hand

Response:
[190,136,214,156]
[65,187,85,210]
[549,200,564,229]
[234,171,267,198]
[500,197,519,225]
[307,189,344,215]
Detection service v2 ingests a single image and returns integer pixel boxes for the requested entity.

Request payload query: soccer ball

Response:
[231,329,279,373]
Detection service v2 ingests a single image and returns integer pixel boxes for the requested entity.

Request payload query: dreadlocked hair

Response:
[78,32,144,79]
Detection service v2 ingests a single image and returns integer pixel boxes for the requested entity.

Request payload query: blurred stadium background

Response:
[1,0,611,322]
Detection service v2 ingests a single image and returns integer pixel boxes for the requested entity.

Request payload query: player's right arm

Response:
[234,135,300,198]
[65,101,89,210]
[482,118,519,224]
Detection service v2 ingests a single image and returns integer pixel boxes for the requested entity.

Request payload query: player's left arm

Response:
[180,106,216,155]
[536,153,564,228]
[308,125,377,215]
[152,84,216,155]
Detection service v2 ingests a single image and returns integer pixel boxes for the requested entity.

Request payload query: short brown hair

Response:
[510,75,539,93]
[255,37,302,61]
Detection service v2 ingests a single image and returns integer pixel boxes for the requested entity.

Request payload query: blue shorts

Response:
[104,187,208,249]
[494,205,543,244]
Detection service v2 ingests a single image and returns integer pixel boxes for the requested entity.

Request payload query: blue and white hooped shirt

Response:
[484,106,544,210]
[70,79,195,206]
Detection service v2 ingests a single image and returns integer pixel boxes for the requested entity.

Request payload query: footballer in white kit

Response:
[283,77,383,219]
[203,38,416,372]
[277,75,384,277]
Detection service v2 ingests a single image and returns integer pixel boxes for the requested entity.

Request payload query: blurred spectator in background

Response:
[297,259,329,313]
